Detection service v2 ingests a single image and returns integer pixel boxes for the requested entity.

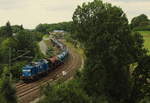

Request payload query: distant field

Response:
[138,31,150,53]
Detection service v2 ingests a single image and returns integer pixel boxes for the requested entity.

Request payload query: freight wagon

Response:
[21,38,68,81]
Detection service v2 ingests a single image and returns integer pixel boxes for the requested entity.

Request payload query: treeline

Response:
[39,0,150,103]
[35,21,73,34]
[131,14,150,31]
[35,14,150,34]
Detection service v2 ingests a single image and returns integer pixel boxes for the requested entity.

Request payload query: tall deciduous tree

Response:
[73,0,147,103]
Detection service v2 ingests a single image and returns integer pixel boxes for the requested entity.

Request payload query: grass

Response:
[43,35,49,38]
[63,41,84,58]
[63,41,85,69]
[137,31,150,53]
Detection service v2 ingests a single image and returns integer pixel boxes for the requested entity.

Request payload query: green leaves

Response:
[131,56,150,102]
[35,22,73,34]
[0,21,13,37]
[0,77,17,103]
[39,81,91,103]
[72,0,148,103]
[131,14,150,30]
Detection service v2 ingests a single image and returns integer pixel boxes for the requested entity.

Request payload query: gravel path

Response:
[39,40,47,55]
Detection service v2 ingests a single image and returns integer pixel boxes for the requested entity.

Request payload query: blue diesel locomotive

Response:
[21,38,68,81]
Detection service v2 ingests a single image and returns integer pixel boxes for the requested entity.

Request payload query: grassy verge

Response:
[63,41,85,70]
[137,31,150,53]
[43,34,49,39]
[63,41,85,58]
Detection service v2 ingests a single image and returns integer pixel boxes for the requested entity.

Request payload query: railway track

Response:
[16,47,82,103]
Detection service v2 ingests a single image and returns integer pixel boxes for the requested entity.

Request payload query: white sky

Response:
[0,0,149,29]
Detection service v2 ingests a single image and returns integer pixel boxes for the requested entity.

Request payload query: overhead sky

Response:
[0,0,149,29]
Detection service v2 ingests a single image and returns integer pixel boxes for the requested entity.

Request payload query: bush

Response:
[11,61,27,80]
[0,77,17,103]
[139,97,150,103]
[46,47,54,57]
[39,80,91,103]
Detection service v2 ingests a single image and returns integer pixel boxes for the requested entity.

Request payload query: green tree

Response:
[73,0,146,103]
[15,30,37,59]
[12,25,24,33]
[5,21,13,37]
[15,30,44,60]
[39,81,91,103]
[130,56,150,103]
[0,67,17,103]
[131,14,149,29]
[0,79,17,103]
[0,21,13,37]
[35,22,73,34]
[0,38,17,64]
[139,97,150,103]
[35,24,48,34]
[11,61,26,79]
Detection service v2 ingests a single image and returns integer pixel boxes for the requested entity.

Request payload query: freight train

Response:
[20,38,68,81]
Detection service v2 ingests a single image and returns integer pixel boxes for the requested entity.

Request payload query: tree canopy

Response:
[0,22,44,80]
[73,0,148,103]
[0,69,17,103]
[39,81,91,103]
[0,21,13,37]
[35,21,73,34]
[131,14,150,29]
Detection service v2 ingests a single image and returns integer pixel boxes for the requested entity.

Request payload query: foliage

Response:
[33,42,45,60]
[0,38,17,64]
[11,61,27,80]
[11,25,24,33]
[0,69,17,103]
[35,21,73,34]
[15,30,44,59]
[46,46,54,57]
[137,31,150,53]
[15,30,35,51]
[131,14,150,29]
[39,80,91,103]
[0,30,44,64]
[0,22,45,80]
[0,21,13,37]
[130,56,150,102]
[64,33,76,44]
[138,97,150,103]
[32,31,44,41]
[73,0,147,103]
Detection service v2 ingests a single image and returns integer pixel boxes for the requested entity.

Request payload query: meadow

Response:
[138,31,150,53]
